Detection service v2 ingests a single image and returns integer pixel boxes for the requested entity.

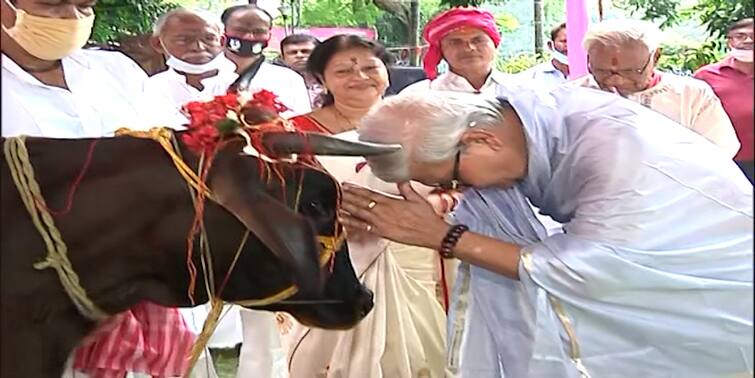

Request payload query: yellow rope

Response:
[3,137,108,321]
[186,296,224,372]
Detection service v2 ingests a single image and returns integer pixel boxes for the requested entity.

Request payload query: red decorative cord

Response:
[36,140,99,217]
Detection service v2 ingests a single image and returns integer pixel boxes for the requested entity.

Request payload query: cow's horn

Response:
[260,132,402,157]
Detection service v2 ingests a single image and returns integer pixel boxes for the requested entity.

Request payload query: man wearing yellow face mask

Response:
[1,1,193,378]
[1,0,181,136]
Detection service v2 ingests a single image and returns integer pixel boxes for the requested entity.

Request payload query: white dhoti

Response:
[237,310,288,378]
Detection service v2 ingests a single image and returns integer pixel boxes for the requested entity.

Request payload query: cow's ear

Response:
[260,132,402,157]
[207,153,323,296]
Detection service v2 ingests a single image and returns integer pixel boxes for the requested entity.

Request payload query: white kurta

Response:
[245,62,312,117]
[2,49,182,138]
[401,70,518,95]
[447,85,753,377]
[570,73,741,158]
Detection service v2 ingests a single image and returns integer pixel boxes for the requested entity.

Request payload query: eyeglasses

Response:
[438,149,465,191]
[589,52,654,80]
[728,32,754,42]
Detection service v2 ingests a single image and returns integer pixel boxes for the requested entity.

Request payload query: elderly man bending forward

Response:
[338,87,753,377]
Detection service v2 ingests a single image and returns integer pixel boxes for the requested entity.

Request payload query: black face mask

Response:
[225,36,268,58]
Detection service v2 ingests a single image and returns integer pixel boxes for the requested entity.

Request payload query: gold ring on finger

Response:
[367,200,377,210]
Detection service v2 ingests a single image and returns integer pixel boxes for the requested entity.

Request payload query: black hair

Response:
[220,5,273,26]
[550,22,566,42]
[306,34,395,107]
[727,18,754,35]
[280,34,321,55]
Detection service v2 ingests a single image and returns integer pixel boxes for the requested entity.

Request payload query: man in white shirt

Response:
[146,8,238,121]
[1,3,178,138]
[570,19,740,158]
[220,4,310,116]
[402,7,517,95]
[517,22,569,88]
[279,33,325,108]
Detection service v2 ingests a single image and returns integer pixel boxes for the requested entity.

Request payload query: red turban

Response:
[421,7,501,80]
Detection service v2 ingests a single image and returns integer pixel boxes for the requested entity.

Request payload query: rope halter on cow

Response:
[3,136,109,322]
[115,125,346,373]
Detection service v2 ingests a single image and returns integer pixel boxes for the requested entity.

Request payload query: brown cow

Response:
[0,131,399,377]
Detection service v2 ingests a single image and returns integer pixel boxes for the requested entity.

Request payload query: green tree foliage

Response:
[657,39,724,73]
[617,0,753,38]
[300,0,382,27]
[693,0,754,39]
[92,0,179,43]
[495,52,543,73]
[615,0,752,72]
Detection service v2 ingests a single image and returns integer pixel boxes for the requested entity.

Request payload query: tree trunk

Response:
[534,0,544,55]
[408,0,421,65]
[372,0,410,28]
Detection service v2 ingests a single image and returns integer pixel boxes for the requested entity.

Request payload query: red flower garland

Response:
[180,90,289,155]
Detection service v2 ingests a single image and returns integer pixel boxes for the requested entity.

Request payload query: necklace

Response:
[331,105,360,132]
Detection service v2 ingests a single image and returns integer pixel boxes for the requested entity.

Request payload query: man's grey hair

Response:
[358,91,505,182]
[583,19,664,54]
[152,8,223,37]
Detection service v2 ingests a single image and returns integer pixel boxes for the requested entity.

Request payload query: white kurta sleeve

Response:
[285,72,312,115]
[689,85,741,158]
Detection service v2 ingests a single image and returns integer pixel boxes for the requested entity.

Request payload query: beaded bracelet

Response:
[439,224,469,258]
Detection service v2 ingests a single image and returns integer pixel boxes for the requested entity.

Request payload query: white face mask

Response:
[730,48,753,63]
[164,50,227,75]
[548,42,569,65]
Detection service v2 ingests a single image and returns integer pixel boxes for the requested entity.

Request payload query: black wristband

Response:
[439,224,469,259]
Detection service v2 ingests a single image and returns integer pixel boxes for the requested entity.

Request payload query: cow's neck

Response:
[11,135,221,315]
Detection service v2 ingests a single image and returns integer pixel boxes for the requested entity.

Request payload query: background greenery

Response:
[91,0,753,74]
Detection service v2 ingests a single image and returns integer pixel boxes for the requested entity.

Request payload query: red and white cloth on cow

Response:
[72,302,195,378]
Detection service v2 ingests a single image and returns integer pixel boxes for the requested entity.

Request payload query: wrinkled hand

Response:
[339,181,451,249]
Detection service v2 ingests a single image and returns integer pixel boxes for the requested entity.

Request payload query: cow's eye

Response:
[304,200,324,212]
